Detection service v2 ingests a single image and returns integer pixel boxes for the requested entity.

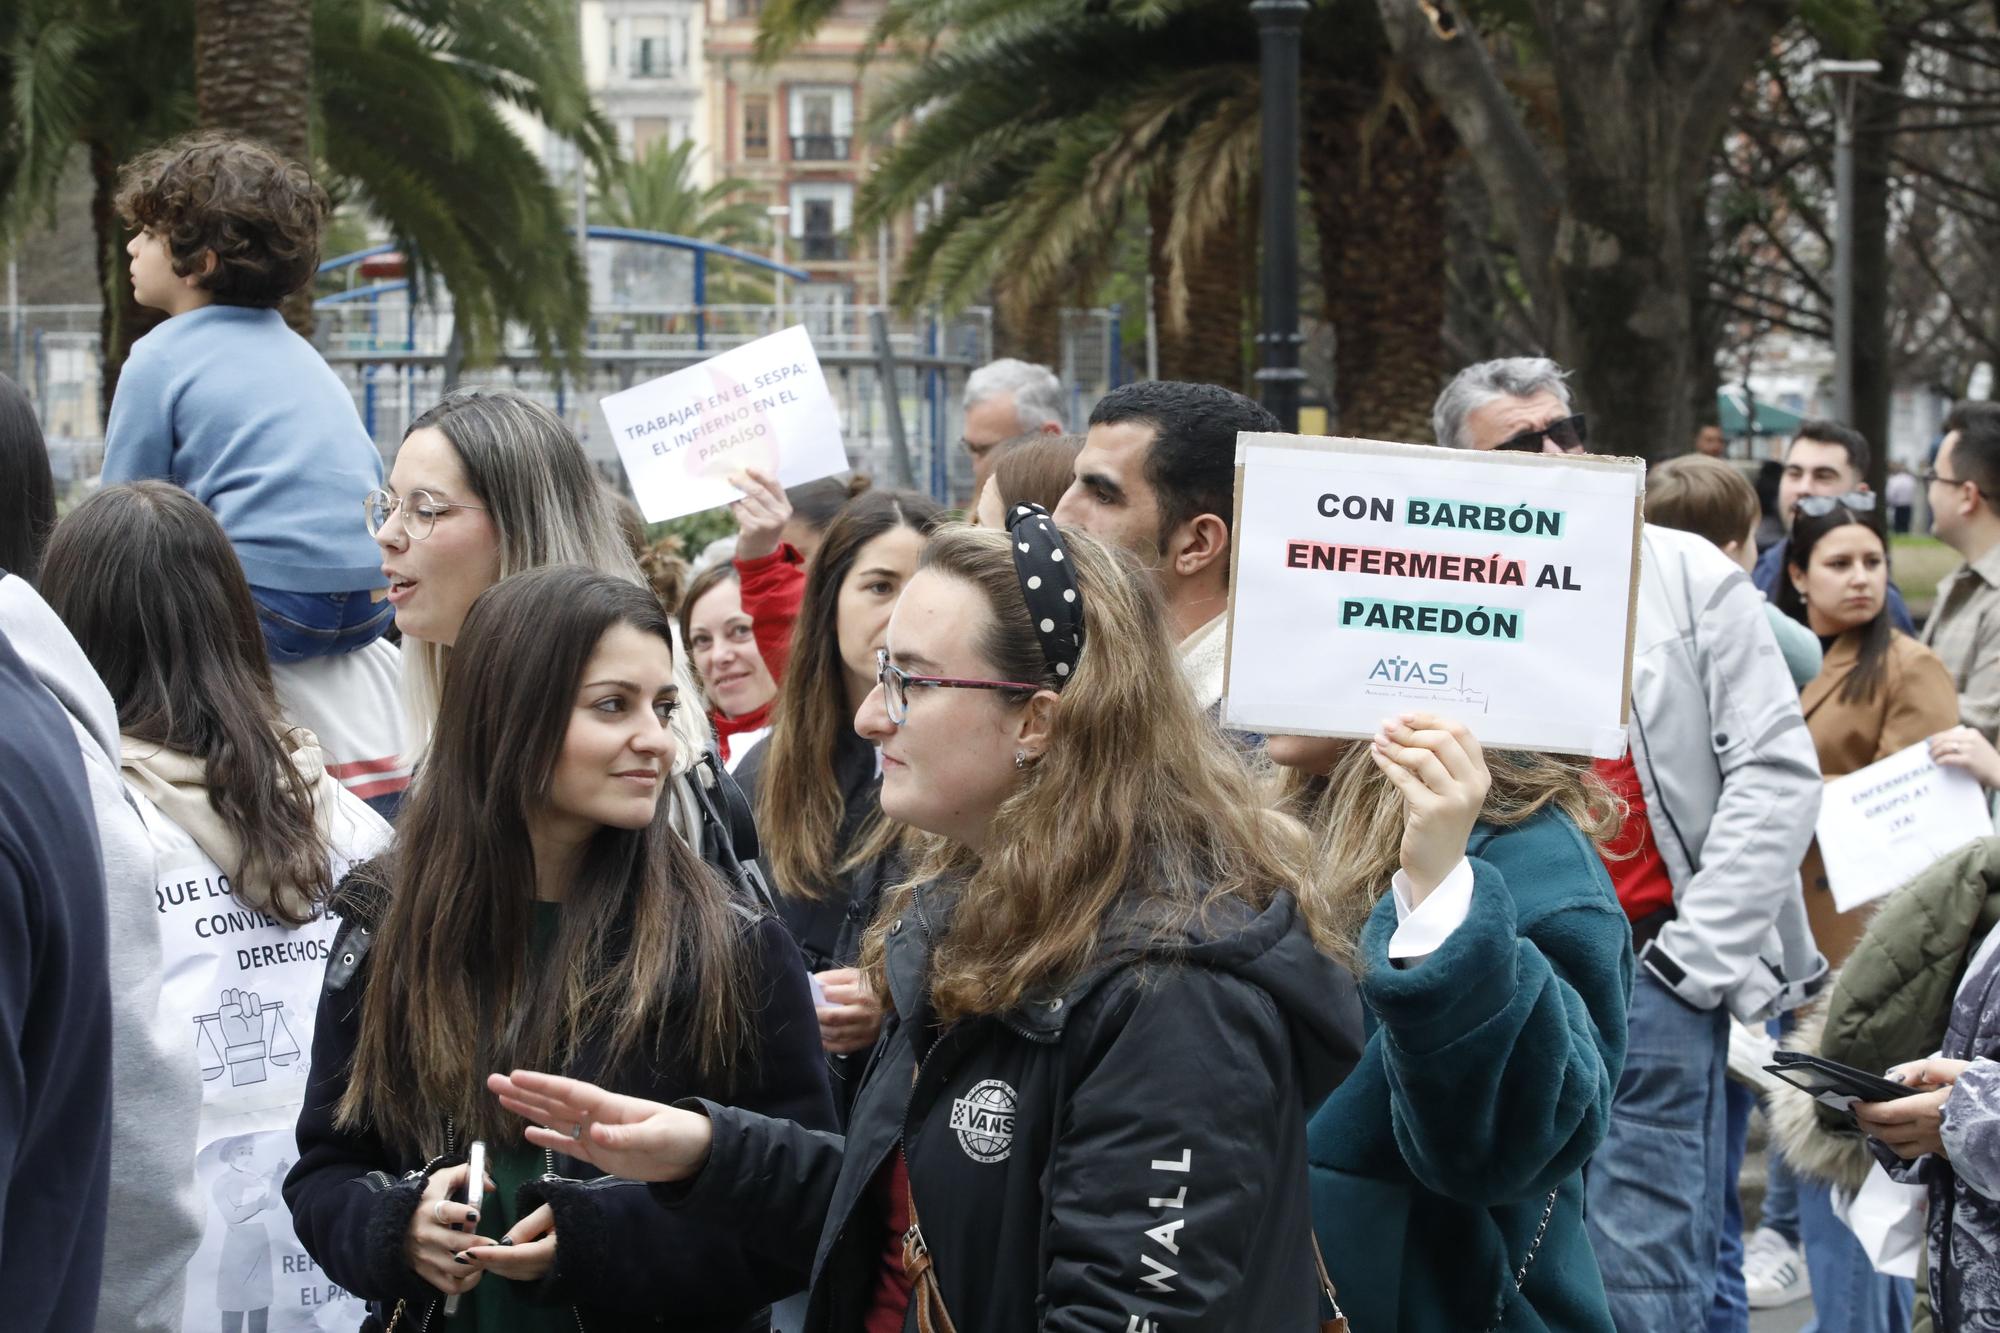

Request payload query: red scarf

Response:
[711,699,774,763]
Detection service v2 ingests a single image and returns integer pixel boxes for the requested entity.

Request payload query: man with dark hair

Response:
[1923,401,2000,741]
[1053,380,1279,713]
[0,625,113,1331]
[1752,421,1916,632]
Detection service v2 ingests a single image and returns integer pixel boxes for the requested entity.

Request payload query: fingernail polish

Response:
[465,1210,478,1224]
[499,1237,515,1247]
[453,1253,471,1265]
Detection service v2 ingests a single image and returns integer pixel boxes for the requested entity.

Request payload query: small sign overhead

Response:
[599,325,849,522]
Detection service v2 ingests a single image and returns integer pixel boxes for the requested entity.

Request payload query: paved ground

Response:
[1752,1300,1813,1332]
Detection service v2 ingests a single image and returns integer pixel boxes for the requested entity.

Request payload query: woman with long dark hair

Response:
[1769,498,1954,1333]
[286,567,832,1332]
[734,488,944,1118]
[38,481,391,1332]
[489,513,1364,1331]
[1776,498,1958,969]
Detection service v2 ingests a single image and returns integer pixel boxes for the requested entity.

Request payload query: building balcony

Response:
[790,134,851,161]
[799,233,846,261]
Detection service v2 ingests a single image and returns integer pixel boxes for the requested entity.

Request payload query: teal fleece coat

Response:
[1309,808,1632,1332]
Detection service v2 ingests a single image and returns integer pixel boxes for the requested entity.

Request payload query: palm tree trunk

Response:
[1149,181,1248,391]
[1302,70,1452,442]
[195,0,316,333]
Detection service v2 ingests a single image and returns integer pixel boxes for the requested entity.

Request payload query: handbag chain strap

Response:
[1317,1183,1560,1333]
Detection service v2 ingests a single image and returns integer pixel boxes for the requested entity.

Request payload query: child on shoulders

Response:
[105,131,388,663]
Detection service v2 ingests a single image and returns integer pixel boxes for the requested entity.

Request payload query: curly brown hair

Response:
[115,132,329,308]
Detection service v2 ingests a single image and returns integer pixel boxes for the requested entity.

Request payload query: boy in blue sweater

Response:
[105,132,389,661]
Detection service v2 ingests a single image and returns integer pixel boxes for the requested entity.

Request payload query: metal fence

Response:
[15,292,1124,507]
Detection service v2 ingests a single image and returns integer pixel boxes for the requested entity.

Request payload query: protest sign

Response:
[599,325,849,522]
[1816,740,1993,913]
[1222,434,1645,757]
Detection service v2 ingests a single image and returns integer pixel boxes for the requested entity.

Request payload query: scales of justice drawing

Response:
[194,989,302,1086]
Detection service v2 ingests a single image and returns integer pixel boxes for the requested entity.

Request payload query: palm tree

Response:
[195,0,315,331]
[753,0,1452,434]
[0,0,612,410]
[593,138,767,247]
[591,138,776,304]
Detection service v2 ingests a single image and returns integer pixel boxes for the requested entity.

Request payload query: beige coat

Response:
[1799,629,1960,968]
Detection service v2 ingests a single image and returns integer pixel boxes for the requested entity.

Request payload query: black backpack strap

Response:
[689,749,777,915]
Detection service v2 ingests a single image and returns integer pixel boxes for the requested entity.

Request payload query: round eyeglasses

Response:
[363,488,487,541]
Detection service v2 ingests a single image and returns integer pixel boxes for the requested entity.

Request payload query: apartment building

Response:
[702,0,911,302]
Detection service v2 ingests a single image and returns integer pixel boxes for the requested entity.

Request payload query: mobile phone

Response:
[443,1140,487,1318]
[1765,1051,1922,1112]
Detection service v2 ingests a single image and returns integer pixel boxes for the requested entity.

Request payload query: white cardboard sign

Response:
[1222,434,1645,757]
[1816,740,1993,913]
[600,325,849,522]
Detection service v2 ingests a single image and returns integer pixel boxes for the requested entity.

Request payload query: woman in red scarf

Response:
[681,467,807,767]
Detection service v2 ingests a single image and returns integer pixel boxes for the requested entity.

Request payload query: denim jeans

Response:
[1588,968,1731,1333]
[1710,1078,1754,1333]
[1796,1174,1912,1333]
[250,585,392,664]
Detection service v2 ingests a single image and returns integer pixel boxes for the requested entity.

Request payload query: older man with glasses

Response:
[1922,401,2000,743]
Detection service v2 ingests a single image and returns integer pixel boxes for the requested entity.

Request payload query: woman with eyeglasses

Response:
[363,390,774,905]
[488,509,1364,1332]
[732,488,944,1122]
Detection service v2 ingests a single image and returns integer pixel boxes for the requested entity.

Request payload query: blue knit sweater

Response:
[103,305,384,593]
[1309,808,1632,1332]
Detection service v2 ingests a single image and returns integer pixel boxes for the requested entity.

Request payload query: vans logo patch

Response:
[949,1079,1017,1163]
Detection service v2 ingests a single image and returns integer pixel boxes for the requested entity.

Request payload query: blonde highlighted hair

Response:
[1275,745,1621,967]
[860,522,1329,1023]
[395,388,711,767]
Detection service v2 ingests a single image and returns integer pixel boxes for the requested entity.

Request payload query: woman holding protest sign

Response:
[488,511,1364,1331]
[285,567,833,1332]
[1776,497,1958,971]
[1765,497,1956,1333]
[677,466,810,769]
[733,487,943,1121]
[1266,718,1630,1331]
[37,482,390,1332]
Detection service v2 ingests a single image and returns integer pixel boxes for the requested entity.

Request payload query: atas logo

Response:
[1368,656,1450,686]
[949,1078,1018,1164]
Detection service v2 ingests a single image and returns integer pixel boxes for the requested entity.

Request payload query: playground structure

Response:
[15,227,1126,507]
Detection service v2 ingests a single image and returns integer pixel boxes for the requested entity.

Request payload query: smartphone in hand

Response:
[443,1141,487,1317]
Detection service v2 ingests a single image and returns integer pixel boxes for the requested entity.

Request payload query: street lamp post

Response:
[1815,58,1881,425]
[1251,0,1308,431]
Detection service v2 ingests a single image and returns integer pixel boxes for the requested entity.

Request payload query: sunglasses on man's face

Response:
[1492,413,1588,454]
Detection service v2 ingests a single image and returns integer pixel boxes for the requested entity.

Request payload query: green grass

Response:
[1892,533,1958,619]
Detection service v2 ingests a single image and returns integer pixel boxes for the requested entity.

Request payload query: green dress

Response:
[461,902,572,1332]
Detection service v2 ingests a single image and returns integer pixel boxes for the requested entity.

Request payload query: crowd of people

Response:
[12,130,2000,1333]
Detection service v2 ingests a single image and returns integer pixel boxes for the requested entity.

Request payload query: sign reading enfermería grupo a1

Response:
[1222,434,1645,758]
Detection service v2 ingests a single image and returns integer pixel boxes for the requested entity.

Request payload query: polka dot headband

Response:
[1006,502,1085,684]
